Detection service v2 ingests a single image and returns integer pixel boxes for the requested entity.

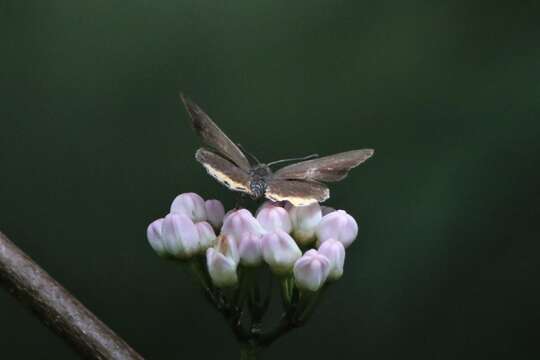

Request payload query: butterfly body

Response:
[248,165,272,199]
[182,95,374,206]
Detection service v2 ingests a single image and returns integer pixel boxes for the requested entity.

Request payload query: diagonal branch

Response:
[0,231,144,360]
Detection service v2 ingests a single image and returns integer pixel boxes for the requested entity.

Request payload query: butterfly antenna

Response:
[237,143,262,164]
[267,153,319,167]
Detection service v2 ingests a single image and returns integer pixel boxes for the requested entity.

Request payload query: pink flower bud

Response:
[318,239,345,280]
[170,192,207,223]
[256,205,292,233]
[204,199,225,230]
[255,201,275,216]
[293,249,331,291]
[161,213,200,259]
[255,200,288,216]
[195,221,217,252]
[261,230,302,274]
[146,218,166,256]
[237,232,263,266]
[316,210,358,248]
[215,234,239,264]
[206,234,239,287]
[206,248,238,287]
[221,209,266,240]
[223,209,235,224]
[288,203,322,245]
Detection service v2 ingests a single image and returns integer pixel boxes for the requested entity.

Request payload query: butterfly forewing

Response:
[274,149,374,182]
[181,95,251,171]
[265,180,329,206]
[195,148,252,195]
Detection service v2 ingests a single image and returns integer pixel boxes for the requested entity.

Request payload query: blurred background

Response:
[1,0,539,358]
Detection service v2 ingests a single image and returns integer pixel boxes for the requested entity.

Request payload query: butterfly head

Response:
[250,164,272,178]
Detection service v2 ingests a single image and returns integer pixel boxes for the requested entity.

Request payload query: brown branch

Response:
[0,231,144,360]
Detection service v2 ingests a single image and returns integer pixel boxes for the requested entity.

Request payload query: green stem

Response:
[234,266,252,309]
[188,257,222,308]
[279,275,294,308]
[296,284,330,324]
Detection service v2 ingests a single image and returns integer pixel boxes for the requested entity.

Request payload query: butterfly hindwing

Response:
[274,149,374,182]
[265,179,329,206]
[195,148,252,195]
[182,95,251,171]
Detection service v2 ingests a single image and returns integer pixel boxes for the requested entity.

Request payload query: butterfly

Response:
[181,95,374,206]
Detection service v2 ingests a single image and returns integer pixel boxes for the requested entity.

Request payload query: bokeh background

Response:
[1,1,539,359]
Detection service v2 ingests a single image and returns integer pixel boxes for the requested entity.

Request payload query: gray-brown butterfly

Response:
[181,94,374,206]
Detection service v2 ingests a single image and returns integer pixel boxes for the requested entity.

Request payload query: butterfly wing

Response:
[195,148,252,195]
[273,149,374,182]
[181,94,251,171]
[265,179,329,206]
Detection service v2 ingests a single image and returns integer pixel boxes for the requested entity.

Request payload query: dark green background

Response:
[1,1,539,359]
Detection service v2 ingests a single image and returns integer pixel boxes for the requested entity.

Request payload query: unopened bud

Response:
[293,249,331,291]
[170,192,207,222]
[288,203,322,245]
[261,230,302,275]
[161,213,200,259]
[204,199,225,230]
[256,205,292,233]
[318,239,345,280]
[316,210,358,248]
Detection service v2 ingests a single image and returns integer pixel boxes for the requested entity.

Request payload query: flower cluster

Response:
[147,192,362,356]
[147,193,358,292]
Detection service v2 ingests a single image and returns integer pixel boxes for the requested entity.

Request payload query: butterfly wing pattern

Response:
[273,150,374,182]
[182,95,374,206]
[265,180,329,206]
[265,150,374,206]
[181,94,251,171]
[195,148,252,195]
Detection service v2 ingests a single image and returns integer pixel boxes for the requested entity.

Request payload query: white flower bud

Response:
[288,203,322,245]
[146,218,166,256]
[195,221,217,252]
[293,249,331,291]
[261,230,302,275]
[255,201,276,216]
[204,199,225,230]
[206,248,238,287]
[255,200,288,216]
[170,192,207,223]
[161,213,200,259]
[222,209,266,240]
[316,210,358,248]
[256,205,292,233]
[318,239,345,280]
[206,234,239,287]
[237,232,263,266]
[215,234,239,264]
